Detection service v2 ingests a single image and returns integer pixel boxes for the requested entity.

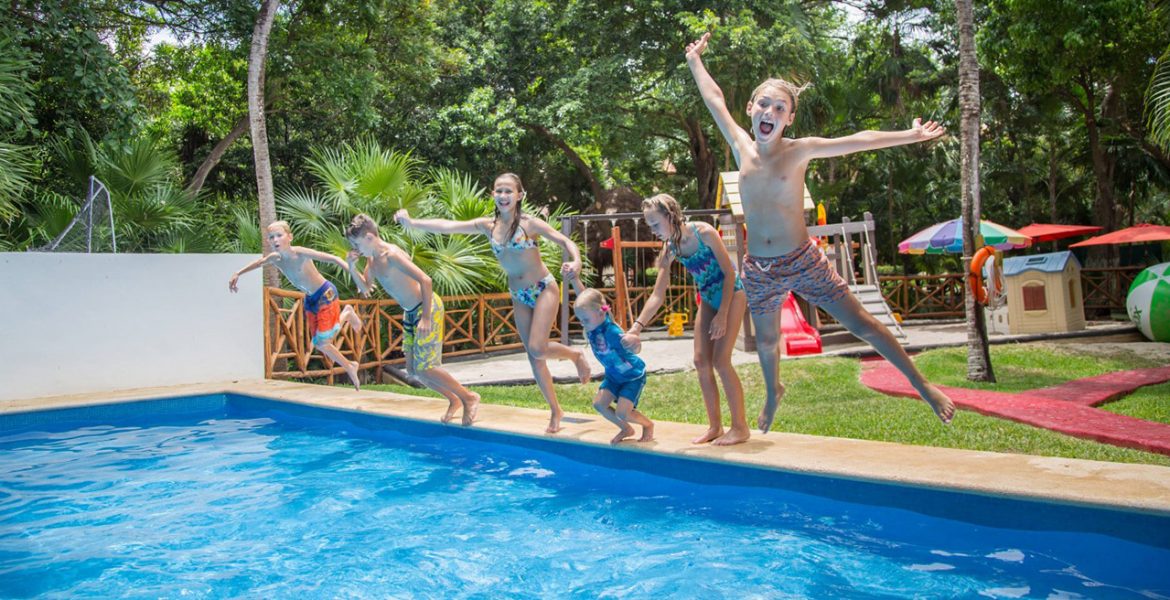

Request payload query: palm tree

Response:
[247,0,280,287]
[956,0,995,382]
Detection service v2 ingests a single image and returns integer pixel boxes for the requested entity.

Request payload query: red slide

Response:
[780,292,822,356]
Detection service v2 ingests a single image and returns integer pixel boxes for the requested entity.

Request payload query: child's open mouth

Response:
[759,121,775,135]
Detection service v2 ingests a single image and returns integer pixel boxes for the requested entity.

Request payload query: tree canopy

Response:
[1,0,1167,272]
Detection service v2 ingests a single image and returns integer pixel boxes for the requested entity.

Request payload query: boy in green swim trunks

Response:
[344,214,480,426]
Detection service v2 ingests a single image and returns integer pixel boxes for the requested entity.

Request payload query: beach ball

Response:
[1127,262,1170,342]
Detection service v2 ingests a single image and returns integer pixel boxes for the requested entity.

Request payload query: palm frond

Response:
[276,187,336,243]
[354,144,419,204]
[306,146,357,210]
[1147,45,1170,151]
[0,142,37,222]
[228,206,263,254]
[96,136,180,199]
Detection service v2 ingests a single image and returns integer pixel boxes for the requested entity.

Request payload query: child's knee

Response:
[693,353,713,371]
[592,396,612,412]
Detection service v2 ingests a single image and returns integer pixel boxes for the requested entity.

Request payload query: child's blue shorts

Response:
[600,374,647,407]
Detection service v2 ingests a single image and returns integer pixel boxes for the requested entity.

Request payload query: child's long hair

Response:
[642,193,685,250]
[573,287,610,313]
[493,172,526,242]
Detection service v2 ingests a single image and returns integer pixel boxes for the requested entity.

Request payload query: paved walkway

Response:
[859,360,1170,456]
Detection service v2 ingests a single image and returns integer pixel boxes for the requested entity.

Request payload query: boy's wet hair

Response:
[642,193,685,249]
[345,213,379,239]
[750,78,812,112]
[269,220,292,235]
[574,287,608,311]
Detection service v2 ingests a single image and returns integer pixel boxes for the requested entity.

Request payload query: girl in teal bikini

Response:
[622,194,751,446]
[395,173,591,434]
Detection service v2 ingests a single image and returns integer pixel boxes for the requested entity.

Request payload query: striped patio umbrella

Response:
[898,218,1032,255]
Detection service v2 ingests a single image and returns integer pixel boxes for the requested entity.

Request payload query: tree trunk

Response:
[520,122,603,207]
[248,0,280,288]
[1076,74,1118,267]
[956,0,995,382]
[186,114,250,197]
[681,116,718,208]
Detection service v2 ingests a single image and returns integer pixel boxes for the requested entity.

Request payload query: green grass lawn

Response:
[364,343,1170,467]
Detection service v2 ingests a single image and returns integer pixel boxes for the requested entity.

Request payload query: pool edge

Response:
[5,379,1170,516]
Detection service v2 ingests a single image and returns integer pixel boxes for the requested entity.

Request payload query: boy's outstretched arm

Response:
[802,118,946,160]
[685,32,753,162]
[229,253,277,292]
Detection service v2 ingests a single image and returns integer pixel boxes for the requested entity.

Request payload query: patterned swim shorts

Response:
[510,273,556,309]
[304,281,342,346]
[742,240,849,315]
[403,292,445,372]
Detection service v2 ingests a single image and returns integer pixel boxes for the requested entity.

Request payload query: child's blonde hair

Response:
[268,220,292,235]
[574,287,609,312]
[642,193,685,249]
[751,77,812,112]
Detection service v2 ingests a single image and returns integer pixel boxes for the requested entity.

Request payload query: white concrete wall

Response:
[0,253,263,401]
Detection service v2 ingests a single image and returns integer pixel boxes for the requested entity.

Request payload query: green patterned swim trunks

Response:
[403,292,445,372]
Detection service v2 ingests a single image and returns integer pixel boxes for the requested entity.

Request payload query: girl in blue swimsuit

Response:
[395,173,591,434]
[623,193,751,446]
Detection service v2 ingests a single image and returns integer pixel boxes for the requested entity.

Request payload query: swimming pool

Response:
[1,394,1168,598]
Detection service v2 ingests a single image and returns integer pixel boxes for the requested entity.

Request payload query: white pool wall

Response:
[0,253,263,401]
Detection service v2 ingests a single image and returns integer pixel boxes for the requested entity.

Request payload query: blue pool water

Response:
[1,395,1168,598]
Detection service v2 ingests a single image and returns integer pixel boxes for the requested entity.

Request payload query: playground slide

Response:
[780,292,822,356]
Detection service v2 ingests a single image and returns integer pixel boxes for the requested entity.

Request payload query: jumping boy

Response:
[229,220,363,390]
[344,213,480,426]
[685,31,956,430]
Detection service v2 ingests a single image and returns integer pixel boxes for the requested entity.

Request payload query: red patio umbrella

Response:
[1069,223,1170,247]
[1015,223,1102,243]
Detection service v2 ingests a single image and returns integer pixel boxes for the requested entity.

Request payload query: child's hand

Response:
[620,332,641,352]
[912,118,946,141]
[228,274,239,293]
[709,311,728,340]
[346,249,361,265]
[561,261,580,280]
[416,317,432,338]
[685,32,711,62]
[394,209,412,227]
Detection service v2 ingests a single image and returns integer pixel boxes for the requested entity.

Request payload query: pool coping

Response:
[5,379,1170,517]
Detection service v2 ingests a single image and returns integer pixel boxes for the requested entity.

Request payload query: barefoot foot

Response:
[922,384,956,424]
[756,384,786,433]
[461,392,480,427]
[441,400,459,424]
[611,425,636,444]
[344,360,361,392]
[639,422,655,442]
[573,351,592,384]
[546,409,564,434]
[692,427,723,444]
[712,426,750,446]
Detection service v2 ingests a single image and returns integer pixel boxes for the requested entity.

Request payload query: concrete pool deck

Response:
[5,378,1170,517]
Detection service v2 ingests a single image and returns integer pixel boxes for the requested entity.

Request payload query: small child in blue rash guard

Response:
[570,280,654,445]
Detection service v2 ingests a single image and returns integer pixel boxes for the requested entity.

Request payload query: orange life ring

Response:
[968,246,1003,305]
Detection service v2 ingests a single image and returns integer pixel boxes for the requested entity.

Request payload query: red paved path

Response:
[859,361,1170,456]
